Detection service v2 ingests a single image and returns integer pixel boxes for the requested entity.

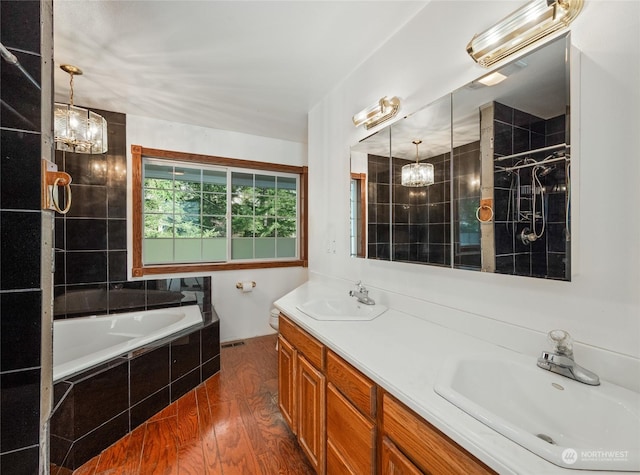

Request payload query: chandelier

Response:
[401,140,434,187]
[54,64,108,154]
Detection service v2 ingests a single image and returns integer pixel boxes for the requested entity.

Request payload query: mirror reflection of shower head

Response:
[537,164,556,177]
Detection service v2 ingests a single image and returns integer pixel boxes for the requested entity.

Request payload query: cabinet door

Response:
[297,354,326,474]
[383,394,495,475]
[278,335,296,433]
[326,383,375,474]
[381,437,423,475]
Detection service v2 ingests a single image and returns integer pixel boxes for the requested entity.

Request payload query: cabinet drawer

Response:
[326,383,375,475]
[280,314,324,370]
[326,350,376,418]
[383,393,496,475]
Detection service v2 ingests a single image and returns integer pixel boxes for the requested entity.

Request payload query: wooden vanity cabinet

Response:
[278,314,326,474]
[278,313,496,475]
[382,393,496,475]
[381,436,423,475]
[326,350,377,474]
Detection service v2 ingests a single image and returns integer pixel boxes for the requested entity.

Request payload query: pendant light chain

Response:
[69,73,74,106]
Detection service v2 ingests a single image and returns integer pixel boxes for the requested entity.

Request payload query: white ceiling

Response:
[53,1,427,144]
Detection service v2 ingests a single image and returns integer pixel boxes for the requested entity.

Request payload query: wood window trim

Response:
[351,172,366,258]
[131,145,308,277]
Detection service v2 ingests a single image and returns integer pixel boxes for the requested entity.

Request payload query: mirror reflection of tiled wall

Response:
[492,102,569,280]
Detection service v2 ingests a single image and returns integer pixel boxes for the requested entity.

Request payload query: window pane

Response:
[174,167,201,190]
[276,191,296,216]
[232,193,255,216]
[144,164,174,188]
[144,238,173,263]
[203,193,226,215]
[255,195,276,217]
[232,172,254,194]
[256,174,276,194]
[174,214,201,237]
[203,169,226,192]
[255,238,276,258]
[277,238,296,257]
[277,218,297,238]
[175,238,202,262]
[278,176,297,191]
[174,191,201,214]
[255,217,276,237]
[144,188,174,213]
[202,216,226,237]
[232,216,254,237]
[203,238,226,261]
[144,214,174,238]
[231,238,253,259]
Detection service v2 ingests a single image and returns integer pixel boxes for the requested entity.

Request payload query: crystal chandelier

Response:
[54,64,108,154]
[401,140,434,187]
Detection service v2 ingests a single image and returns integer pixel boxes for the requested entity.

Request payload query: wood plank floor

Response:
[66,334,314,475]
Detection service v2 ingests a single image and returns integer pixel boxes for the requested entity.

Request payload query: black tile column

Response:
[0,0,51,473]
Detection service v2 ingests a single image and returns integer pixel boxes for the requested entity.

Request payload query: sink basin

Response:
[296,298,387,321]
[434,353,640,471]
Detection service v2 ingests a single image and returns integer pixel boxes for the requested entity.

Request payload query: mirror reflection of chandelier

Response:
[54,64,108,154]
[401,140,434,187]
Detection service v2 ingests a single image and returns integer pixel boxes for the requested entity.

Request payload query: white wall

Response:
[126,115,309,341]
[308,0,640,382]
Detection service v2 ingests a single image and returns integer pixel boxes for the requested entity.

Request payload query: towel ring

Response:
[475,204,493,223]
[52,177,72,214]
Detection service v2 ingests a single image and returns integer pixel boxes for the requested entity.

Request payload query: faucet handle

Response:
[548,329,573,358]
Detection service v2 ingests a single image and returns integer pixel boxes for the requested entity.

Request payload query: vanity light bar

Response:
[352,96,400,129]
[467,0,582,68]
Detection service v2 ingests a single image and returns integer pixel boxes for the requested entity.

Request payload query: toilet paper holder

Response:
[235,281,256,289]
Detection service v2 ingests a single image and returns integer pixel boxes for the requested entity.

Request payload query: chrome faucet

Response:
[349,281,376,305]
[537,330,600,386]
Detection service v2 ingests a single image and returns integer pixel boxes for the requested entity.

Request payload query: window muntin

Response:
[142,159,299,266]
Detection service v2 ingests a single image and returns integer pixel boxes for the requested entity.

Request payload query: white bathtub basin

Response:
[296,298,387,321]
[434,352,640,471]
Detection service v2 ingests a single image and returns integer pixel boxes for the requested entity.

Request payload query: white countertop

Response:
[274,281,637,475]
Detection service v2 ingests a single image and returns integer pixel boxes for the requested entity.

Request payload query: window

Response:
[349,173,366,258]
[132,146,307,276]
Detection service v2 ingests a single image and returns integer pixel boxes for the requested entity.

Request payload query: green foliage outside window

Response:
[143,161,298,264]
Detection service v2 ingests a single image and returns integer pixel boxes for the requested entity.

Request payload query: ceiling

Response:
[53,1,427,144]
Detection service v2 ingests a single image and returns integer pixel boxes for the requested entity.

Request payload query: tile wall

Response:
[391,152,451,266]
[367,155,390,260]
[453,141,482,270]
[53,109,129,317]
[49,106,220,470]
[368,145,478,268]
[0,1,49,473]
[492,101,569,279]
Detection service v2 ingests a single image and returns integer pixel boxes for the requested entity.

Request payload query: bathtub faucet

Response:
[349,281,376,305]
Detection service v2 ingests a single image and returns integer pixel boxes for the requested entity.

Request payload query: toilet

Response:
[269,308,280,350]
[269,308,280,331]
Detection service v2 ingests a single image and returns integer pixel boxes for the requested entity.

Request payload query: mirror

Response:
[350,34,571,280]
